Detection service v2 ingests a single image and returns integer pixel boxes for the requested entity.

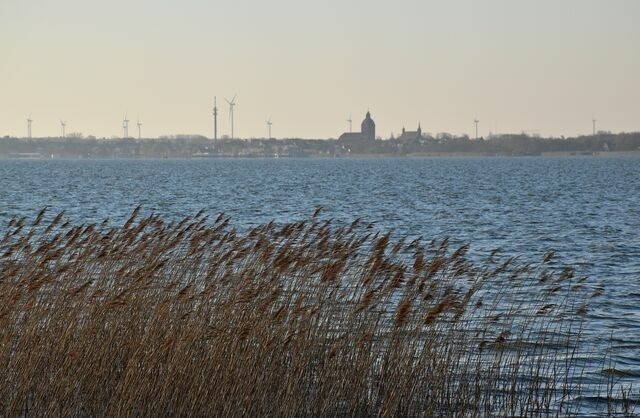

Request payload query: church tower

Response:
[361,111,376,141]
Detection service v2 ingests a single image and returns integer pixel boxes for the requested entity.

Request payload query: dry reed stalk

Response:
[0,208,630,417]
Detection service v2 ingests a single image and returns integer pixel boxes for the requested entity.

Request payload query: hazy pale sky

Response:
[1,0,639,139]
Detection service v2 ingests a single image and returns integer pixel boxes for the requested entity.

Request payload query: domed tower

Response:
[361,111,376,141]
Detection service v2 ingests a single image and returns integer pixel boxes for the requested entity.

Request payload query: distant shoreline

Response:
[405,150,640,158]
[3,151,640,160]
[2,133,640,159]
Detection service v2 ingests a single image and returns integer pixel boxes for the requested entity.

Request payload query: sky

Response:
[1,0,639,139]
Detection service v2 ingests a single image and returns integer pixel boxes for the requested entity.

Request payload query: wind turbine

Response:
[122,113,129,138]
[474,118,480,140]
[60,120,66,138]
[225,95,237,139]
[347,115,352,133]
[137,116,142,140]
[213,97,218,140]
[266,117,273,140]
[27,115,33,139]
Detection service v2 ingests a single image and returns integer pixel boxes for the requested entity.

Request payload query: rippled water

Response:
[1,156,639,410]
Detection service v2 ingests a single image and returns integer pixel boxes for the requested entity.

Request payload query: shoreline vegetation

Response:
[1,132,640,159]
[1,208,637,416]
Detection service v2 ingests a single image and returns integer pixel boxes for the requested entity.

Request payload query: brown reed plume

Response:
[0,209,635,417]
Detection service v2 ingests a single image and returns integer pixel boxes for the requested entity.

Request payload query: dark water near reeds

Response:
[1,156,639,411]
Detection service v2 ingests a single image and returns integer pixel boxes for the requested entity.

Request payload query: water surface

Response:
[1,156,639,407]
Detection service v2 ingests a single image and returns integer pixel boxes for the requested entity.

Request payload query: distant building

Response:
[338,111,376,148]
[396,124,423,142]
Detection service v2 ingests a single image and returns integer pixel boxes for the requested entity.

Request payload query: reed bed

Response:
[0,208,633,416]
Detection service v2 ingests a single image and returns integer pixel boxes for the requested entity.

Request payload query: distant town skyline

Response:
[0,107,629,141]
[1,0,638,139]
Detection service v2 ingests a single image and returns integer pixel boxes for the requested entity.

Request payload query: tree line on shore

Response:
[1,132,639,158]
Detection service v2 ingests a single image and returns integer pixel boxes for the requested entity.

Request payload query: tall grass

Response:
[0,208,633,416]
